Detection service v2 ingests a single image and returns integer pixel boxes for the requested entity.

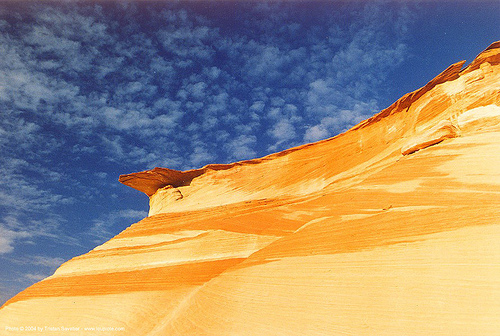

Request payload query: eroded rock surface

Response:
[1,42,499,335]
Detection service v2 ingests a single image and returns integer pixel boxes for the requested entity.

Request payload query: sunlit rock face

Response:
[1,42,500,335]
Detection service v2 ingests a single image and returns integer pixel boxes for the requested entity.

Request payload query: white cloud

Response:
[156,14,218,61]
[269,119,296,143]
[189,145,215,167]
[303,101,377,143]
[225,135,257,161]
[307,79,330,107]
[304,125,329,143]
[270,97,286,107]
[0,160,72,214]
[247,45,282,75]
[0,226,30,254]
[9,255,65,268]
[32,256,65,267]
[24,273,48,281]
[203,66,221,80]
[188,82,208,100]
[250,101,265,113]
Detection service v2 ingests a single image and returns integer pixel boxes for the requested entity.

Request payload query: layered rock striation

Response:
[1,41,500,335]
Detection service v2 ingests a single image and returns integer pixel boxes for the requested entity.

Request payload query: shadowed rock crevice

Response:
[401,120,460,155]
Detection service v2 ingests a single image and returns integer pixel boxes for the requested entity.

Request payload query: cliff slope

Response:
[1,41,499,335]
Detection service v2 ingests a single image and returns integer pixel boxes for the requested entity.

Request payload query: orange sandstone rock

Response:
[1,41,499,335]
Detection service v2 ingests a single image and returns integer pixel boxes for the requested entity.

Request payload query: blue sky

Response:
[0,1,498,304]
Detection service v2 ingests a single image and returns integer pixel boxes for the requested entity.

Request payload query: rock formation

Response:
[1,41,499,335]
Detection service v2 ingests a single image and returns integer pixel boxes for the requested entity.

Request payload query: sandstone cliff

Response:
[1,41,499,335]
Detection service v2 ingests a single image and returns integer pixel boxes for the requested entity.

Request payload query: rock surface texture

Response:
[1,42,500,335]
